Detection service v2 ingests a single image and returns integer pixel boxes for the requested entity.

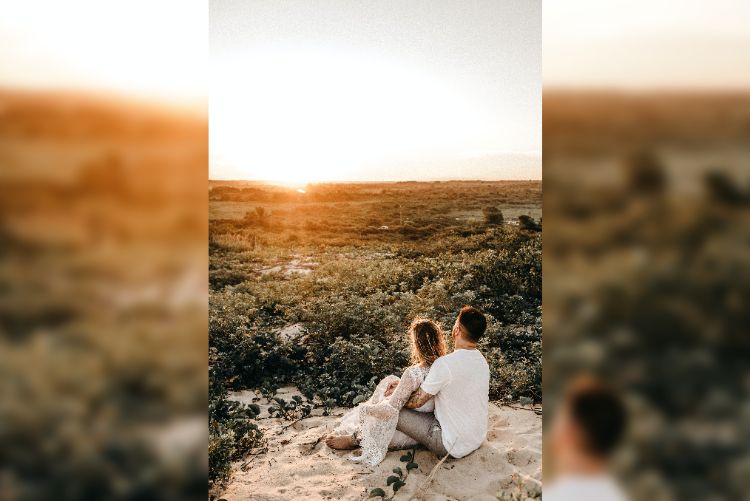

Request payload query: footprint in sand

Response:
[297,438,325,455]
[506,448,535,467]
[487,429,515,441]
[492,416,511,428]
[293,416,329,430]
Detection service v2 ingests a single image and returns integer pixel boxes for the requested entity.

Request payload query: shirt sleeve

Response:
[420,359,451,395]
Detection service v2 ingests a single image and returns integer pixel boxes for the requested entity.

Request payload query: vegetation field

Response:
[208,180,542,488]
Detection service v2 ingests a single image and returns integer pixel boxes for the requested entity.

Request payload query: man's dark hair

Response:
[457,305,486,342]
[569,384,627,457]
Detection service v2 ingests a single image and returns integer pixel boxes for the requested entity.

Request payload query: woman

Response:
[324,318,447,466]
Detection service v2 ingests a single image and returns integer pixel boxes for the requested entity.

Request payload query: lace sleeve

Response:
[385,366,424,410]
[350,366,426,466]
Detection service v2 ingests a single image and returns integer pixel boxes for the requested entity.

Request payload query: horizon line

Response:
[209,178,542,184]
[543,85,750,95]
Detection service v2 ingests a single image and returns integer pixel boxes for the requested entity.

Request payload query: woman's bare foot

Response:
[324,434,358,450]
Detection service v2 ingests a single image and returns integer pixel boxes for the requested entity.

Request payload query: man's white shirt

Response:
[544,474,628,501]
[420,349,489,458]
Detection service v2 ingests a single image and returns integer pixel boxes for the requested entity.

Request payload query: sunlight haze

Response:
[0,1,207,107]
[210,0,541,182]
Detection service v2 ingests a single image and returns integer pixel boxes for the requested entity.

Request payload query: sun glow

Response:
[0,1,206,105]
[210,49,498,183]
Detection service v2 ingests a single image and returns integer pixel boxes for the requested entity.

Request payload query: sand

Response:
[221,387,541,501]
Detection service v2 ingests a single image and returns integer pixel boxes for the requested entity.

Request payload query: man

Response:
[386,305,490,459]
[544,377,628,501]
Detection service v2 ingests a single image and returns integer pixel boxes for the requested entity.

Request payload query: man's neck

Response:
[555,450,608,477]
[454,337,477,350]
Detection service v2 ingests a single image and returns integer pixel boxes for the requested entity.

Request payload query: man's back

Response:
[421,349,489,458]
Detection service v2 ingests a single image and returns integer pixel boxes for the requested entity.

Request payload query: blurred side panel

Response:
[543,88,750,500]
[0,90,207,500]
[0,2,207,497]
[0,90,207,498]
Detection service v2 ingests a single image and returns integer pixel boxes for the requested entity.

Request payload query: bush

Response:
[703,169,748,206]
[209,362,264,488]
[625,150,666,195]
[518,215,541,231]
[299,337,410,406]
[484,207,504,225]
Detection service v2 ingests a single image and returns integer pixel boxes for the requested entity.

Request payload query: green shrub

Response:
[299,337,409,406]
[484,207,504,225]
[209,362,264,488]
[517,215,541,231]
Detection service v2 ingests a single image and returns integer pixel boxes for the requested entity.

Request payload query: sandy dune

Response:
[222,387,541,501]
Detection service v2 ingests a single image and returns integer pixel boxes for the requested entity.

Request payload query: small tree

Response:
[703,169,748,206]
[243,207,269,227]
[626,150,667,195]
[518,215,541,231]
[484,207,504,225]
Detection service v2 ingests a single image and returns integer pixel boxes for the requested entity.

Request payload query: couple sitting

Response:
[325,306,489,466]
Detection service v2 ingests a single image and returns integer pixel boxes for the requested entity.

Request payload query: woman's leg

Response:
[326,375,401,450]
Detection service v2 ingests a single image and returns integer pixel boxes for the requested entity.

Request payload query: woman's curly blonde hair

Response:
[409,318,447,366]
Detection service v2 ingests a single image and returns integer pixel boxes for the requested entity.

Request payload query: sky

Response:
[7,1,743,182]
[0,0,207,108]
[210,0,542,182]
[544,0,750,89]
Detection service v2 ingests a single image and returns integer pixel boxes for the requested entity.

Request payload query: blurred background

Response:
[543,1,750,500]
[0,1,207,500]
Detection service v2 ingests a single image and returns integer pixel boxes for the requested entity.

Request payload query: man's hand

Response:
[404,388,434,409]
[384,380,399,397]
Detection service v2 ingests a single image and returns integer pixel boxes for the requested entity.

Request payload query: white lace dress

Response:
[332,365,433,466]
